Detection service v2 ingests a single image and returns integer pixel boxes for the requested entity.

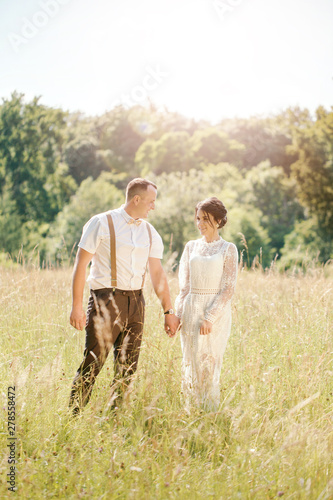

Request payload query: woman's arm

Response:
[204,243,238,325]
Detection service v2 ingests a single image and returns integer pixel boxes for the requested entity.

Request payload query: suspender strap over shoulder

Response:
[141,223,152,288]
[106,213,117,289]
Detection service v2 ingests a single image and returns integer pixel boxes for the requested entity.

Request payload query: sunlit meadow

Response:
[1,258,333,499]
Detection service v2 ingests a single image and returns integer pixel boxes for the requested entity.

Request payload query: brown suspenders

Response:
[142,223,152,288]
[106,213,152,290]
[106,213,117,288]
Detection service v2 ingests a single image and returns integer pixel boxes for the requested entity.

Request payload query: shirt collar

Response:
[119,205,142,225]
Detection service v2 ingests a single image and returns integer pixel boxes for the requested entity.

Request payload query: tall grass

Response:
[1,261,333,499]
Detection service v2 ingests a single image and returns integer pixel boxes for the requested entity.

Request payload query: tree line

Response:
[0,92,332,269]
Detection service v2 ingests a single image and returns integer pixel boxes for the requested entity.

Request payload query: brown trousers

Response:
[69,288,145,411]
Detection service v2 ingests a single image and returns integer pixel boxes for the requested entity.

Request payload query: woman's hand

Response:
[200,319,213,335]
[176,317,182,331]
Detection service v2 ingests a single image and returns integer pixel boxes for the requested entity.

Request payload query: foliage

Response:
[222,116,296,173]
[0,92,76,223]
[202,162,248,206]
[0,92,332,266]
[279,217,333,269]
[191,128,245,167]
[135,131,196,176]
[46,172,123,263]
[64,138,109,185]
[0,185,23,254]
[223,206,272,267]
[125,104,199,140]
[97,106,144,176]
[245,161,304,254]
[148,167,271,266]
[289,106,333,240]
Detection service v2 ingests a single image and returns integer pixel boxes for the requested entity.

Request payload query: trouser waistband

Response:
[91,288,143,296]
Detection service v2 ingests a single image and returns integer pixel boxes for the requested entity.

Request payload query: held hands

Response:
[70,306,86,331]
[164,314,181,338]
[200,319,213,335]
[164,316,212,336]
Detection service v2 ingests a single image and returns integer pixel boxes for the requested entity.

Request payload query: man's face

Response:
[136,185,157,218]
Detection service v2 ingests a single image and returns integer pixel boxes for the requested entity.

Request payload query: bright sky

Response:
[1,0,332,122]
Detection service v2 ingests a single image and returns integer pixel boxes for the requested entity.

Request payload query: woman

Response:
[175,197,238,411]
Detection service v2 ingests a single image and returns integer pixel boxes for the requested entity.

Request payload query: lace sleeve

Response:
[204,243,238,323]
[174,243,191,319]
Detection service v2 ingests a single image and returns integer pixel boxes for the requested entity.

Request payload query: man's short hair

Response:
[126,178,157,201]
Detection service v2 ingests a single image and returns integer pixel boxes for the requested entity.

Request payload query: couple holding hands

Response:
[69,178,238,413]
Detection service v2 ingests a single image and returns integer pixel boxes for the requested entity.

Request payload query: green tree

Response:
[46,172,123,263]
[245,161,304,254]
[135,131,196,176]
[223,206,272,268]
[223,116,295,173]
[289,106,333,244]
[279,217,332,269]
[0,92,76,223]
[124,104,200,141]
[96,106,144,176]
[202,162,248,206]
[191,128,244,167]
[0,185,23,255]
[64,137,109,184]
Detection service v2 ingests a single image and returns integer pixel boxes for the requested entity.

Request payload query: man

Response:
[69,178,179,413]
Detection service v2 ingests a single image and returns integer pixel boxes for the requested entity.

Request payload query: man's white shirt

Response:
[78,206,164,290]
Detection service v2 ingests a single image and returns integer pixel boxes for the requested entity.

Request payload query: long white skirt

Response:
[180,293,231,411]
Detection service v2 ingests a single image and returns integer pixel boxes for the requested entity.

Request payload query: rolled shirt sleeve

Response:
[148,223,164,259]
[78,216,104,255]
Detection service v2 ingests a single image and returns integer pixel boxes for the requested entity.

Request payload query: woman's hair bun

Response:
[195,197,227,228]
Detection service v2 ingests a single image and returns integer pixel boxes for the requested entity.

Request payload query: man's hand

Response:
[164,314,180,337]
[200,319,213,335]
[70,306,86,331]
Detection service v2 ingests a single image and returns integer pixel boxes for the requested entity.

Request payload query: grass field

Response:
[1,261,333,499]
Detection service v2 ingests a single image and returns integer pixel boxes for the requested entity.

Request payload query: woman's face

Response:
[196,209,218,240]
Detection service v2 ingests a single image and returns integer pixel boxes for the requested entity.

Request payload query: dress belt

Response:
[190,288,220,295]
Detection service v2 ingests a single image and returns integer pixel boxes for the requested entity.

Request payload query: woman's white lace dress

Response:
[175,237,238,411]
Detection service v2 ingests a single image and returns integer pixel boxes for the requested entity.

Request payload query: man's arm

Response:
[69,247,94,331]
[148,257,180,337]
